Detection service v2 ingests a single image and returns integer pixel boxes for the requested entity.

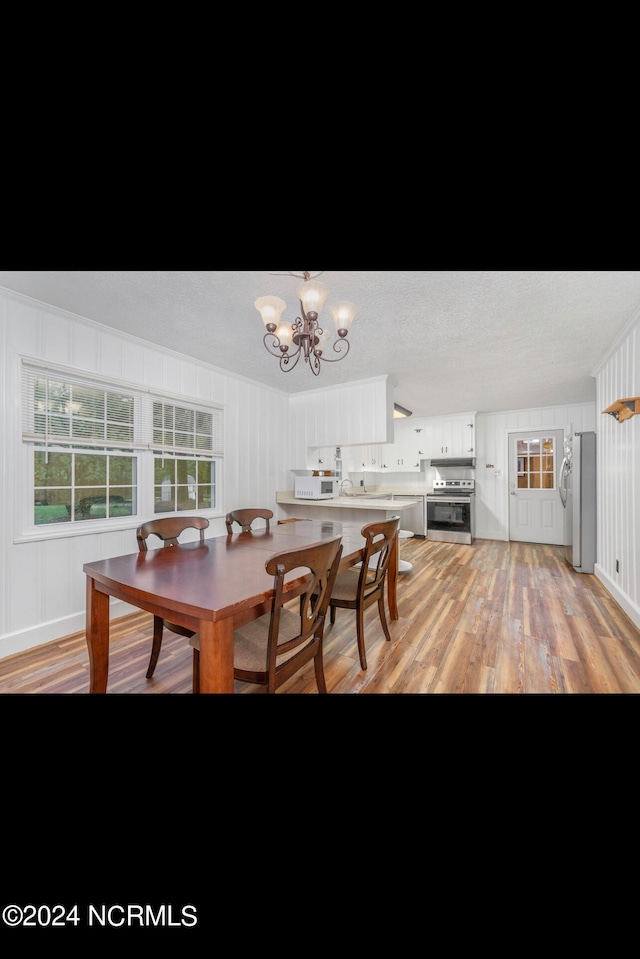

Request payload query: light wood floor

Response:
[2,537,640,694]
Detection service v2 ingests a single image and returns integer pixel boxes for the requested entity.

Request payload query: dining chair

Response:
[135,516,210,679]
[326,515,400,671]
[189,535,343,694]
[225,508,273,533]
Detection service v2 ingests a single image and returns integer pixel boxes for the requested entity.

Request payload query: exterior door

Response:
[508,428,565,544]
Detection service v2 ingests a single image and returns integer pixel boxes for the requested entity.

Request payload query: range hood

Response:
[429,457,476,468]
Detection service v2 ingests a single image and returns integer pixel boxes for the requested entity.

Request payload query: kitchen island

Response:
[276,490,424,581]
[275,490,423,525]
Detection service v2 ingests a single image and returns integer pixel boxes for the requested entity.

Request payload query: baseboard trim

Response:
[0,600,139,660]
[594,564,640,632]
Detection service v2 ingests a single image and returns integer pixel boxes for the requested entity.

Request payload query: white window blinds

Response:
[21,360,223,457]
[151,400,223,457]
[22,363,140,450]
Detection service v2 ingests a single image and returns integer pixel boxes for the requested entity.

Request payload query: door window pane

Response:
[515,436,556,490]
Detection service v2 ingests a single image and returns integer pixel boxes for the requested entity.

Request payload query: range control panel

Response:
[433,479,475,491]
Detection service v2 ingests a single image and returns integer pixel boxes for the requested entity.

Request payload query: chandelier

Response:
[254,271,358,376]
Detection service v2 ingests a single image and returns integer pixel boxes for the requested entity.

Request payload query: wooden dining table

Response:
[83,519,399,693]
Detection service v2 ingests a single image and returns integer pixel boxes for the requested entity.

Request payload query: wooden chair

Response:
[225,508,273,533]
[189,536,343,694]
[326,515,400,671]
[136,516,210,679]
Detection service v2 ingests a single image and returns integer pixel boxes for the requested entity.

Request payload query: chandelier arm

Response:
[280,349,302,372]
[267,271,324,281]
[263,331,302,363]
[314,337,351,363]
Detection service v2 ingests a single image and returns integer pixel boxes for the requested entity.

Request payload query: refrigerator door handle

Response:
[559,456,569,508]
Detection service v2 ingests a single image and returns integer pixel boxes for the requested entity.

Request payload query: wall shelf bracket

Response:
[601,397,640,422]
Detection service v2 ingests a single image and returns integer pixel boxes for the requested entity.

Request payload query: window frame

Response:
[16,358,224,543]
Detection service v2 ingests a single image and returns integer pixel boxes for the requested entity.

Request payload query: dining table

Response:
[83,518,399,693]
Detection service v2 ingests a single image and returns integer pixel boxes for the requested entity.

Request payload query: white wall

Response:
[593,311,640,629]
[0,289,291,657]
[474,402,596,540]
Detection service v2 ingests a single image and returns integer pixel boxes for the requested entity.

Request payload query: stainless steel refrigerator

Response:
[560,431,597,574]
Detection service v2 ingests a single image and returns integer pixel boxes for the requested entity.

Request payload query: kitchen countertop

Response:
[362,487,433,496]
[276,491,425,510]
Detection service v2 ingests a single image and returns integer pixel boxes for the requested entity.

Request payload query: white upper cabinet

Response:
[289,375,394,449]
[308,446,339,471]
[349,444,384,472]
[429,414,476,458]
[340,412,476,475]
[389,417,430,471]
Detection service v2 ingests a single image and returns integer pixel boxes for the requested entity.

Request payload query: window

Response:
[34,449,137,524]
[516,436,555,489]
[21,360,222,533]
[151,400,219,514]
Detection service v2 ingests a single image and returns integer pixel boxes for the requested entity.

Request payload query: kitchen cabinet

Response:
[346,444,398,472]
[344,413,476,473]
[289,375,394,448]
[429,414,475,458]
[391,494,427,536]
[309,446,340,471]
[391,418,430,471]
[351,444,385,472]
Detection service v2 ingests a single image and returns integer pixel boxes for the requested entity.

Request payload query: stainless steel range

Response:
[426,479,475,544]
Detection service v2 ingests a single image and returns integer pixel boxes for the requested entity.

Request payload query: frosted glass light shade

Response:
[296,280,330,317]
[328,301,358,333]
[276,322,294,349]
[255,295,287,328]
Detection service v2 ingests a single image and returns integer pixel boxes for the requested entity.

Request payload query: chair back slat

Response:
[226,508,273,534]
[136,516,209,552]
[324,515,399,672]
[265,536,342,686]
[359,516,399,596]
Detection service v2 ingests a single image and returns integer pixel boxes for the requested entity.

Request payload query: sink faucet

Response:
[339,478,354,496]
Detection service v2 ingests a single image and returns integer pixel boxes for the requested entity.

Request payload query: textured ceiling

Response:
[1,270,639,417]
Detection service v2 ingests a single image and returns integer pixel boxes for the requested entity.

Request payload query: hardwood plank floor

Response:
[2,538,640,694]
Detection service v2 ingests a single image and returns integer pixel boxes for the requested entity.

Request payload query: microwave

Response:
[294,476,338,499]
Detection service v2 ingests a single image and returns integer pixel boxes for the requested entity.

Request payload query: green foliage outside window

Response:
[33,450,136,524]
[153,457,214,513]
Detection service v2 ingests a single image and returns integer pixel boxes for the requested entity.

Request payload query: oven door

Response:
[426,496,473,544]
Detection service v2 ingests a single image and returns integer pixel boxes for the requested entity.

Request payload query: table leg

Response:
[198,619,235,693]
[86,576,110,693]
[388,536,399,620]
